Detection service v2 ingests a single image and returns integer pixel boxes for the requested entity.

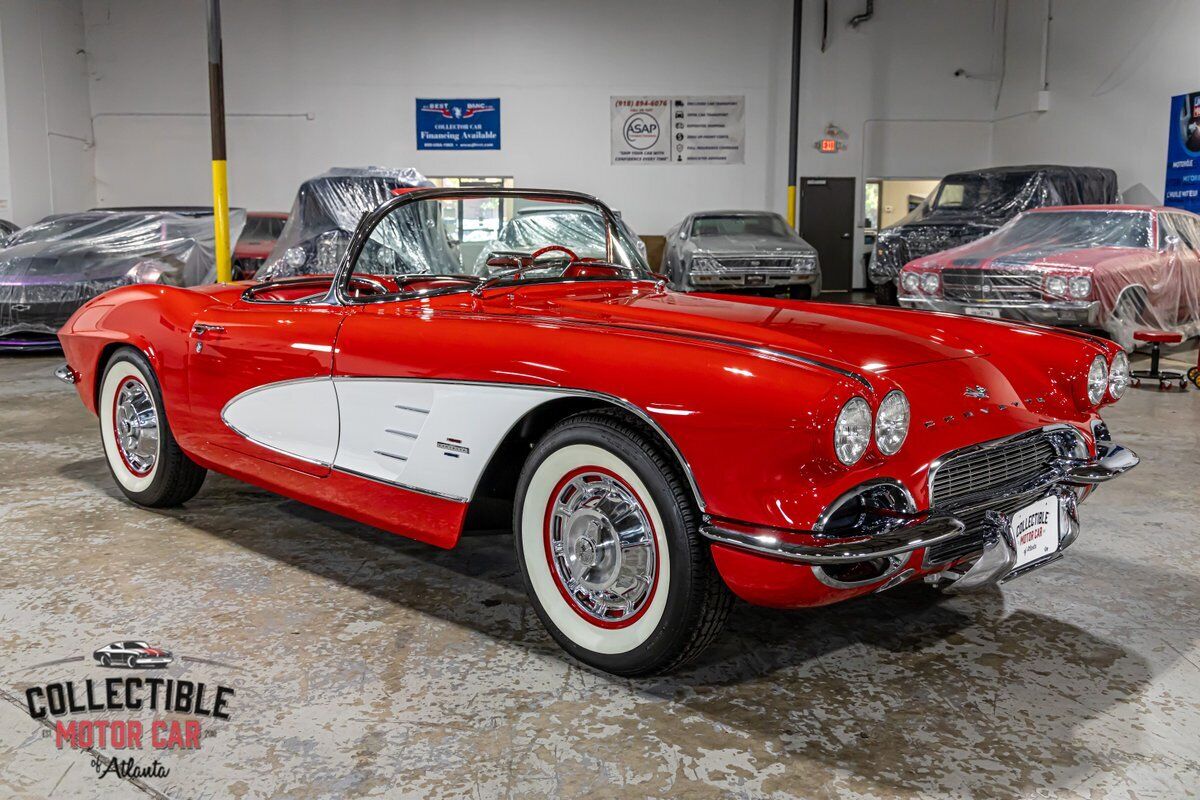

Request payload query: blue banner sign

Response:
[1165,91,1200,213]
[416,98,500,150]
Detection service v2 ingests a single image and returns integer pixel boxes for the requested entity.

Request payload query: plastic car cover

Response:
[473,208,617,274]
[0,208,245,345]
[870,166,1120,286]
[897,208,1200,350]
[258,167,457,279]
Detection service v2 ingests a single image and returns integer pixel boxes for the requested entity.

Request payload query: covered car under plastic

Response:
[0,207,245,349]
[897,206,1200,350]
[472,205,647,275]
[870,165,1119,301]
[258,167,460,279]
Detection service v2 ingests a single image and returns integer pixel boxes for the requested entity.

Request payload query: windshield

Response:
[7,215,134,246]
[690,214,788,237]
[242,215,286,240]
[346,192,651,293]
[930,174,1030,212]
[985,211,1152,251]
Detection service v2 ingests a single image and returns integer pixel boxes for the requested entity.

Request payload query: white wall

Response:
[992,0,1200,206]
[79,0,1004,287]
[0,0,93,224]
[83,0,798,235]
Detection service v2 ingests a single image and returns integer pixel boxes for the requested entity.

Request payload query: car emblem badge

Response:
[12,304,30,312]
[964,385,989,399]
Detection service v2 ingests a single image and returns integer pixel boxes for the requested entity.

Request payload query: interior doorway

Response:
[799,177,855,292]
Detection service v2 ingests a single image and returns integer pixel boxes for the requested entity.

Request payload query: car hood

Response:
[511,288,989,373]
[687,234,813,254]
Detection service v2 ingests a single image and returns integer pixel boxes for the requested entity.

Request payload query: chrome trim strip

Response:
[394,404,430,414]
[331,465,467,503]
[700,514,966,565]
[373,450,408,462]
[812,478,917,532]
[221,418,332,468]
[813,555,907,589]
[384,428,419,439]
[54,364,78,384]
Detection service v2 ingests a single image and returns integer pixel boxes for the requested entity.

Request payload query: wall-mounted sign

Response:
[416,98,500,150]
[611,96,744,165]
[1166,91,1200,213]
[817,138,840,153]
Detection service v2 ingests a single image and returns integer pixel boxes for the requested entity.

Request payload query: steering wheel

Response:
[530,245,579,263]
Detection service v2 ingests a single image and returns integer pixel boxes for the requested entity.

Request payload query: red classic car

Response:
[898,205,1200,350]
[56,188,1138,676]
[232,211,288,279]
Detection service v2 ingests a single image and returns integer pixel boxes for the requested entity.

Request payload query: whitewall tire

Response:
[514,411,732,675]
[98,348,206,507]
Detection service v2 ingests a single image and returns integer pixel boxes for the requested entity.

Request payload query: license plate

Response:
[745,274,766,285]
[1009,496,1060,568]
[964,307,1001,318]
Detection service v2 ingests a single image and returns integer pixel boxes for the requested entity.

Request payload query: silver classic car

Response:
[662,211,820,298]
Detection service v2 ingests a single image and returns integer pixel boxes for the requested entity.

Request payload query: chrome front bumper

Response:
[701,441,1138,584]
[898,296,1101,327]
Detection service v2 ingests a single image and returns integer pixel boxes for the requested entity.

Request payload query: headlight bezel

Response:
[1086,354,1108,406]
[919,272,940,295]
[834,396,873,466]
[874,391,910,456]
[1108,350,1130,400]
[900,271,921,294]
[1068,275,1092,299]
[1044,274,1068,297]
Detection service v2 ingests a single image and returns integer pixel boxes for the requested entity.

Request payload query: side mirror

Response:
[1165,234,1181,249]
[679,230,688,240]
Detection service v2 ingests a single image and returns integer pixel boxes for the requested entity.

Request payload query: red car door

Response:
[181,295,348,477]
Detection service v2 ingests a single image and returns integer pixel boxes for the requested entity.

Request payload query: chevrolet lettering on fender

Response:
[55,184,1138,676]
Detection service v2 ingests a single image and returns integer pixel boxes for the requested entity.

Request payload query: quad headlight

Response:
[920,272,940,294]
[901,271,921,294]
[1108,350,1130,399]
[834,397,872,466]
[874,391,910,456]
[1086,354,1108,405]
[1068,275,1092,299]
[690,255,720,273]
[1045,275,1068,297]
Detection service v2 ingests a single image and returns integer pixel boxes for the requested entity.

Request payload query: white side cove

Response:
[222,378,576,502]
[221,379,340,466]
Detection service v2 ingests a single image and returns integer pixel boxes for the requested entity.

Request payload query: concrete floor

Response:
[1,350,1198,800]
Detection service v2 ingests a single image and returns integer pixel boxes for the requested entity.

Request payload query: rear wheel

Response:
[513,412,731,675]
[99,348,206,507]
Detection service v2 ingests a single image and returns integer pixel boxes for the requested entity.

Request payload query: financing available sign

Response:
[416,98,501,150]
[1165,91,1200,213]
[611,95,744,165]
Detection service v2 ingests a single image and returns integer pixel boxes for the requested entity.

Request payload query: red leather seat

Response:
[1134,330,1184,344]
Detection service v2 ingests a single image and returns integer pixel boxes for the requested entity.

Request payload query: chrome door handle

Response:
[192,323,226,337]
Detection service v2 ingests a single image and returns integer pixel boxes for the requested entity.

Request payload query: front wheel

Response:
[99,347,207,507]
[514,412,732,676]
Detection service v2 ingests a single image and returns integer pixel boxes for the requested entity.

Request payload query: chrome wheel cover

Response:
[547,471,657,625]
[114,378,159,475]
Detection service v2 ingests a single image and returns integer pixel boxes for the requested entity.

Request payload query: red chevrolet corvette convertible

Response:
[57,188,1138,675]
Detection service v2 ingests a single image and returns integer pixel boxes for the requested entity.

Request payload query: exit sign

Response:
[818,138,840,153]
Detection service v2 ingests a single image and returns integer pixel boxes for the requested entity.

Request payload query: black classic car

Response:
[661,211,820,298]
[868,165,1119,304]
[0,207,244,350]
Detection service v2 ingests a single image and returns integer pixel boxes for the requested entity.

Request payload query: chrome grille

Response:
[714,255,811,274]
[941,268,1042,304]
[926,430,1062,564]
